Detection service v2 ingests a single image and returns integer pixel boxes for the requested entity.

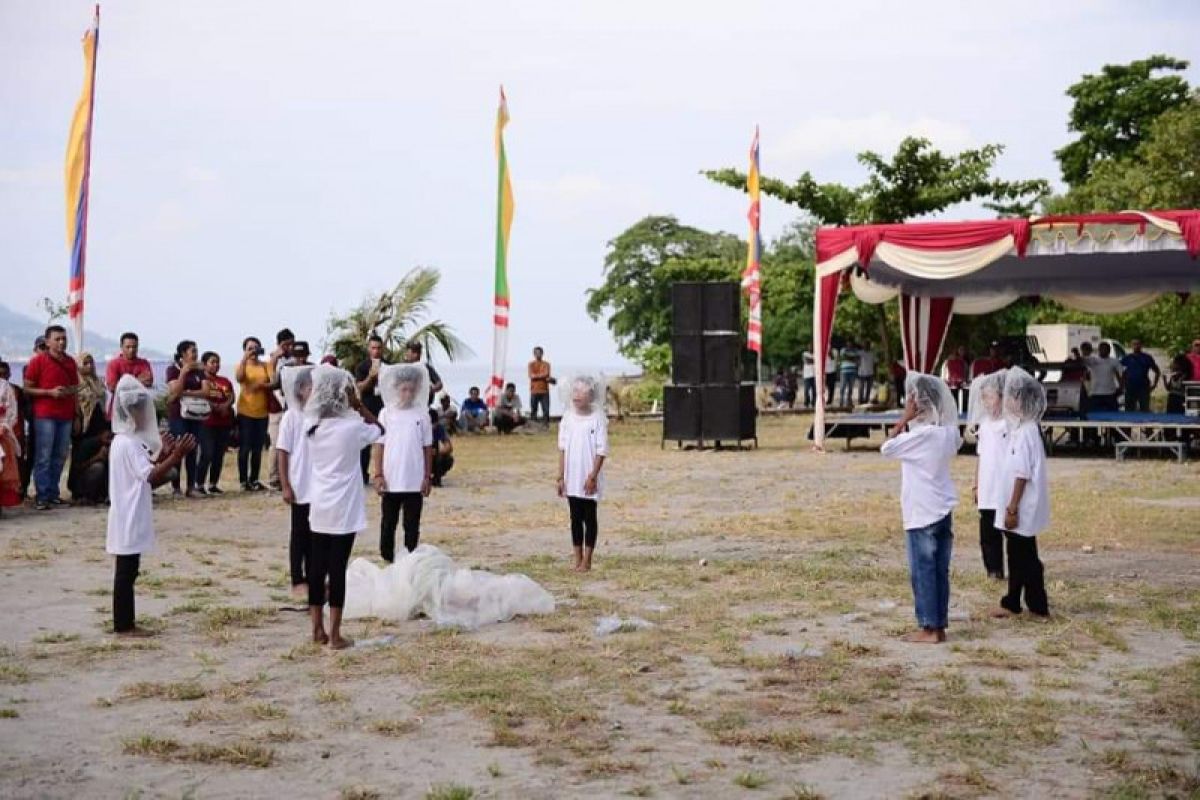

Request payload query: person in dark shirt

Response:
[1119,339,1160,413]
[429,409,454,486]
[354,335,389,483]
[402,341,443,404]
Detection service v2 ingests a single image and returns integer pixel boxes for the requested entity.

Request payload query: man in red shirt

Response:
[105,332,154,417]
[23,325,80,509]
[970,342,1006,381]
[1188,339,1200,385]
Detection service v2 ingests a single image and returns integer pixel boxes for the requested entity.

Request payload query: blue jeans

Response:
[169,418,203,490]
[906,513,953,630]
[838,371,857,406]
[33,418,73,503]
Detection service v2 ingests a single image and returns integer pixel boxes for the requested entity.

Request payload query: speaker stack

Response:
[663,282,757,448]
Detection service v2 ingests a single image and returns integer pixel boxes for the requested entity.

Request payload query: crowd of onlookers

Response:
[0,323,562,514]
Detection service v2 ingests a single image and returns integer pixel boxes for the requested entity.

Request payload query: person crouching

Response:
[881,372,962,644]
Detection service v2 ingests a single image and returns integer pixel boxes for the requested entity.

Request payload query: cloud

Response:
[0,164,58,186]
[774,114,977,164]
[182,165,218,183]
[520,173,653,221]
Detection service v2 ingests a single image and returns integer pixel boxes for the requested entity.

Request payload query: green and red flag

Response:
[485,86,515,408]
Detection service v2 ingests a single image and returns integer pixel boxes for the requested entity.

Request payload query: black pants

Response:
[568,496,598,548]
[380,492,423,561]
[237,415,268,485]
[530,392,550,423]
[290,503,311,587]
[169,418,203,491]
[308,532,355,608]
[197,425,231,487]
[359,446,372,485]
[978,509,1005,578]
[433,453,454,483]
[1000,532,1049,615]
[1125,386,1151,413]
[113,554,141,632]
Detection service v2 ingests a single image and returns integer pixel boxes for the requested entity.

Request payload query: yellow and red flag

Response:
[65,5,100,351]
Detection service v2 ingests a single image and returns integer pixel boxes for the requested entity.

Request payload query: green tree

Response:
[324,266,470,371]
[1054,55,1191,188]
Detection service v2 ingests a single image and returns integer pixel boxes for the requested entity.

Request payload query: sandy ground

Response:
[1,416,1198,800]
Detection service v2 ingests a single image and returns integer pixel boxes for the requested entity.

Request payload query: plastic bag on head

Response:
[558,373,606,419]
[904,371,958,427]
[1002,366,1046,425]
[280,365,315,412]
[304,364,356,426]
[967,369,1008,427]
[111,374,162,458]
[378,363,429,411]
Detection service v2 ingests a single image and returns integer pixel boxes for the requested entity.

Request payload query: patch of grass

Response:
[123,735,273,768]
[424,785,475,800]
[367,718,418,737]
[733,771,769,789]
[121,681,207,701]
[201,605,276,633]
[779,786,825,800]
[710,726,821,754]
[0,664,30,684]
[168,600,211,615]
[1130,657,1200,746]
[316,688,349,705]
[184,705,226,726]
[341,789,381,800]
[259,727,300,743]
[247,702,287,720]
[33,631,80,644]
[582,758,641,777]
[0,708,18,719]
[486,762,502,778]
[626,786,654,797]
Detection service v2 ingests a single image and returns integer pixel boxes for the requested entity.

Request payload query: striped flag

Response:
[485,87,515,408]
[65,5,100,351]
[742,127,762,355]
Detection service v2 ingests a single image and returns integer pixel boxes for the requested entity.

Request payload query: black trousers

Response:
[1000,532,1049,615]
[237,416,268,484]
[433,453,454,483]
[380,492,423,562]
[290,503,311,587]
[197,425,231,487]
[530,392,551,423]
[113,554,141,632]
[978,509,1005,578]
[568,496,598,548]
[308,532,355,608]
[359,446,372,485]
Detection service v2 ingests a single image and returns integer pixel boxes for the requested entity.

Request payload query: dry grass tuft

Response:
[123,735,274,768]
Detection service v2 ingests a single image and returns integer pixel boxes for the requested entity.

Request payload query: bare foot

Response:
[312,630,329,645]
[991,607,1016,618]
[936,628,947,642]
[116,626,157,638]
[901,629,941,644]
[329,635,354,650]
[581,562,592,572]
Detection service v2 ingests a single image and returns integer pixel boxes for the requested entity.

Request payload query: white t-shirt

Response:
[1084,355,1123,395]
[558,411,609,500]
[975,417,1010,512]
[880,423,961,530]
[857,351,877,377]
[307,417,383,535]
[106,434,155,555]
[276,408,311,505]
[824,357,836,375]
[379,406,433,493]
[995,422,1049,537]
[802,353,815,379]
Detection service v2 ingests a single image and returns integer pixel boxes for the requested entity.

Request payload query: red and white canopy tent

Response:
[811,209,1200,448]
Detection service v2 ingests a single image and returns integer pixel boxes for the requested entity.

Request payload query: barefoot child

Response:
[304,365,383,649]
[277,365,315,599]
[993,367,1050,618]
[557,375,608,572]
[969,369,1009,580]
[107,376,195,636]
[881,372,962,644]
[371,364,433,561]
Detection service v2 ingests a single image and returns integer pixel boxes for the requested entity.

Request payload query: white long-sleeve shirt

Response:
[881,424,961,530]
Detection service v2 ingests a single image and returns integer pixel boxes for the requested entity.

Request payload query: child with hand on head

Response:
[557,375,608,572]
[304,365,383,649]
[107,375,196,636]
[992,367,1051,619]
[969,369,1009,581]
[276,365,315,600]
[881,372,962,644]
[371,364,433,562]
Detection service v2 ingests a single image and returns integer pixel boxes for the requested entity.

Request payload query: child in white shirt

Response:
[371,365,434,561]
[557,375,609,572]
[969,369,1009,580]
[993,367,1051,617]
[277,365,315,599]
[303,365,383,649]
[881,372,962,644]
[107,376,194,636]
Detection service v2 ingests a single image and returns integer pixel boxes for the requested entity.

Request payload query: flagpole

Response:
[66,5,100,352]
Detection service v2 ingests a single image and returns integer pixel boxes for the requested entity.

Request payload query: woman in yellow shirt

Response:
[235,336,274,491]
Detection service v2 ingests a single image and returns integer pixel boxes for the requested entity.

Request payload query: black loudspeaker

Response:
[702,282,740,332]
[663,385,702,440]
[701,384,757,441]
[671,335,703,384]
[703,333,741,384]
[672,283,704,335]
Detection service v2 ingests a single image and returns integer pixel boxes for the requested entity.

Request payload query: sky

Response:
[2,0,1198,380]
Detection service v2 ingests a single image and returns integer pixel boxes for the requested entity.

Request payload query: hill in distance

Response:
[0,303,167,362]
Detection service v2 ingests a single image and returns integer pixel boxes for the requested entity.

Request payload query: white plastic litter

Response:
[343,545,555,630]
[594,615,655,636]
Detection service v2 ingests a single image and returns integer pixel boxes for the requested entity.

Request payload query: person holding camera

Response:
[235,336,274,491]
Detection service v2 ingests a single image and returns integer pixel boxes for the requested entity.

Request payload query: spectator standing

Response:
[1187,338,1200,383]
[68,352,110,505]
[838,345,859,408]
[402,341,443,404]
[235,336,273,491]
[1165,353,1193,415]
[0,360,29,501]
[104,332,154,417]
[824,351,837,406]
[461,387,490,432]
[23,325,80,510]
[1081,341,1123,413]
[493,382,526,434]
[265,328,296,490]
[857,342,877,405]
[801,351,816,408]
[0,369,22,511]
[970,342,1005,381]
[941,345,969,410]
[1119,339,1160,413]
[354,335,388,482]
[166,340,214,497]
[889,360,907,408]
[528,346,553,424]
[197,352,234,495]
